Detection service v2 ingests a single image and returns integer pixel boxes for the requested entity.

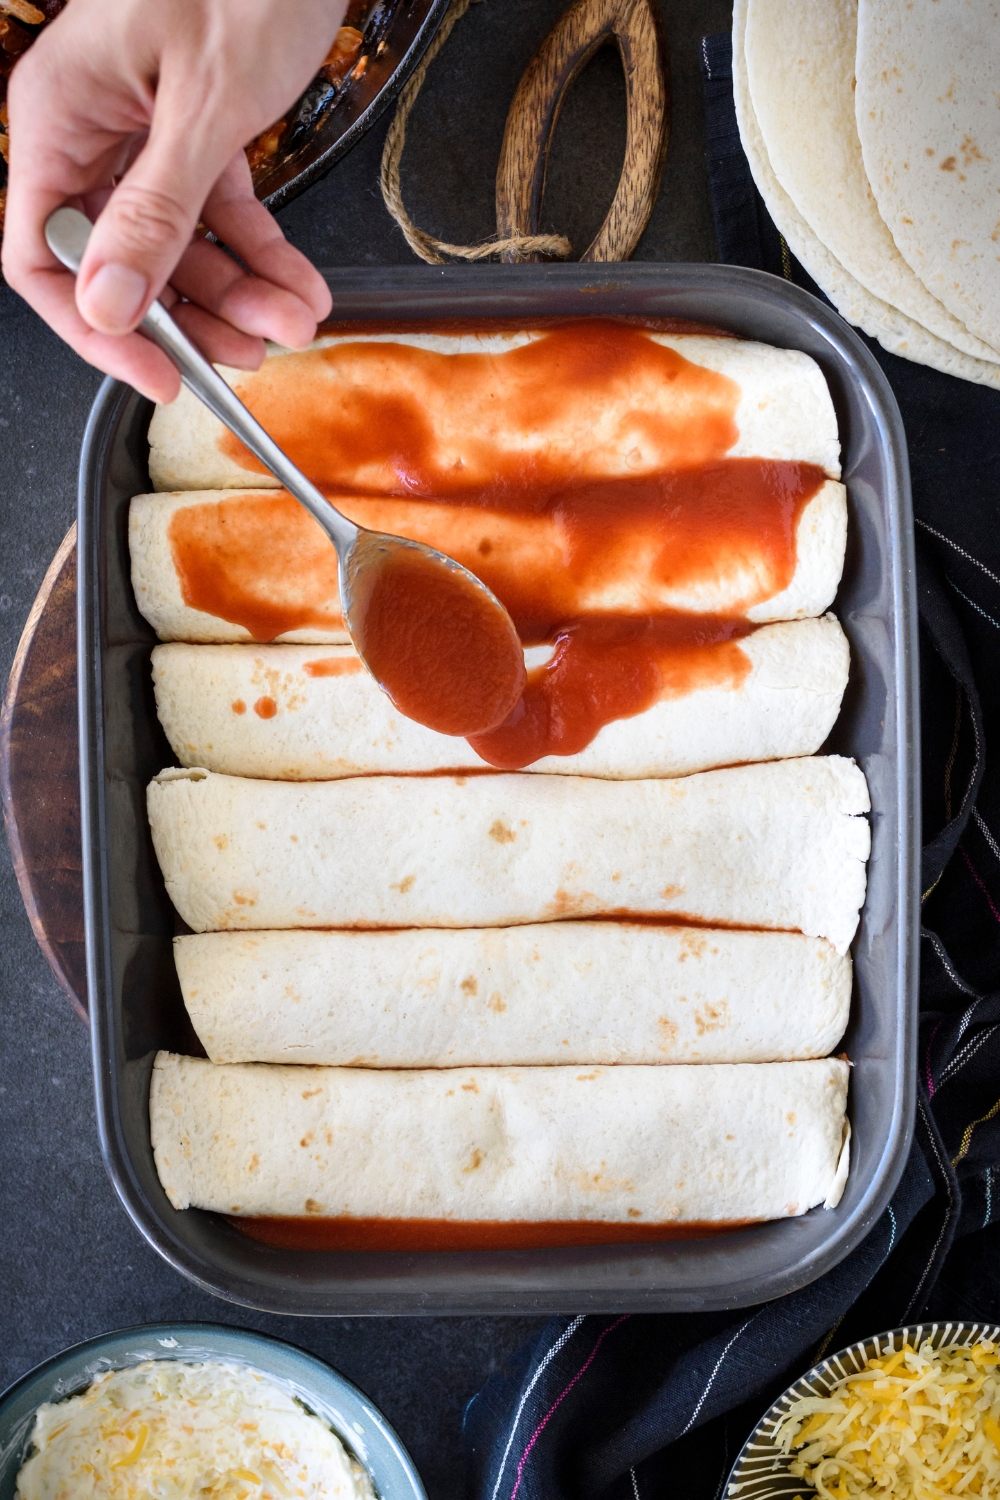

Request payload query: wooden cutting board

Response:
[0,525,88,1020]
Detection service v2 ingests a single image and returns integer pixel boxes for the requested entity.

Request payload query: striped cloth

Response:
[463,31,1000,1500]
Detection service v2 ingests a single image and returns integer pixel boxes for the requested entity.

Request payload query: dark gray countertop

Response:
[0,1,729,1493]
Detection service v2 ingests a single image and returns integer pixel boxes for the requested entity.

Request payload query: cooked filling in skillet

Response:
[0,0,392,231]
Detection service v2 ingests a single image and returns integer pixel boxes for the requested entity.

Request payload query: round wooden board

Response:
[0,526,87,1021]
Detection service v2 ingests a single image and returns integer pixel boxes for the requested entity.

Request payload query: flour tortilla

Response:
[745,0,1000,366]
[175,923,852,1067]
[732,0,1000,389]
[151,616,849,782]
[147,757,870,952]
[129,492,346,646]
[130,484,848,643]
[857,0,1000,356]
[150,1052,851,1222]
[147,329,841,493]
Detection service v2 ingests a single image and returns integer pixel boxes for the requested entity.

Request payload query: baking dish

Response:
[78,262,918,1314]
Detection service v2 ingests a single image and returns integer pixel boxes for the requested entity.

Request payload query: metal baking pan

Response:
[78,263,918,1315]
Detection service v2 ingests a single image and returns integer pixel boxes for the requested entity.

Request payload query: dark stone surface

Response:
[0,1,729,1493]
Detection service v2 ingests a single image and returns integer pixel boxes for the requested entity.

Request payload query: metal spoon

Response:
[45,206,526,737]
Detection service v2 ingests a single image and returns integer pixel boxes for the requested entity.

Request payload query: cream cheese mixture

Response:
[14,1359,374,1500]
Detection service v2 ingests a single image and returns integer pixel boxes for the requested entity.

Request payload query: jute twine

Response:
[379,0,572,264]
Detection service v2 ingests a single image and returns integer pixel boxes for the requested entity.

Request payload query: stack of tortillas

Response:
[136,326,866,1242]
[734,0,1000,386]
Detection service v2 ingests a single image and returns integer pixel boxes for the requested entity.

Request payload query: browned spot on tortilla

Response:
[463,1148,485,1172]
[544,888,583,920]
[940,156,957,171]
[487,991,507,1013]
[392,874,415,894]
[680,929,708,959]
[657,1017,678,1049]
[661,885,683,899]
[628,1208,642,1218]
[460,975,478,996]
[305,1198,324,1215]
[461,1079,480,1093]
[247,1155,259,1172]
[299,1133,313,1148]
[489,820,516,844]
[232,891,257,906]
[694,1001,729,1036]
[213,834,229,851]
[302,1088,322,1099]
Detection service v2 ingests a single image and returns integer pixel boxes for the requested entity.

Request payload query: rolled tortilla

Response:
[129,483,848,644]
[150,616,849,781]
[175,924,852,1067]
[147,328,841,494]
[150,1052,851,1225]
[147,756,870,951]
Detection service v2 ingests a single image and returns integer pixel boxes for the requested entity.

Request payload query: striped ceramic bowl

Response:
[725,1321,1000,1500]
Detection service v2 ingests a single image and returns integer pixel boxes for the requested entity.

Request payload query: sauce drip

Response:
[470,615,753,769]
[229,1215,752,1252]
[302,656,362,677]
[346,537,526,736]
[166,321,830,763]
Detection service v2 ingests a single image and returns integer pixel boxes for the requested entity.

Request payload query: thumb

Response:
[76,121,230,336]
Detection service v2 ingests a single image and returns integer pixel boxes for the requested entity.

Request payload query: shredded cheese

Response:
[774,1340,1000,1499]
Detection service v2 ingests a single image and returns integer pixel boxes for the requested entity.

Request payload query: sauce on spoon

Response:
[344,534,526,736]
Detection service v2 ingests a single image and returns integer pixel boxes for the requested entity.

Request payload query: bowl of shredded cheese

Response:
[0,1323,427,1500]
[726,1322,1000,1500]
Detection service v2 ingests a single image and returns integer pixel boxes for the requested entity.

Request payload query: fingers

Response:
[162,153,331,348]
[204,155,332,324]
[74,126,224,335]
[16,266,184,402]
[169,299,267,371]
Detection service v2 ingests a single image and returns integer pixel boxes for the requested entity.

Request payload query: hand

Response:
[1,0,344,401]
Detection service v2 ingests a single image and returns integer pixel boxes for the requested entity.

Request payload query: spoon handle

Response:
[44,207,357,556]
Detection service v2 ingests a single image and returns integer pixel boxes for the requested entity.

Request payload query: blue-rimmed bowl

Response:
[0,1323,427,1500]
[726,1320,1000,1500]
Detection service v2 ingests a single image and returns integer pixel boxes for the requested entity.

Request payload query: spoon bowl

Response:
[44,206,525,737]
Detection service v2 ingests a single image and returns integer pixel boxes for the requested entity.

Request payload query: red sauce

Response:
[166,321,828,763]
[228,1215,753,1252]
[167,493,342,641]
[470,614,753,768]
[231,699,246,714]
[346,537,526,736]
[219,321,743,496]
[254,696,277,719]
[302,656,362,677]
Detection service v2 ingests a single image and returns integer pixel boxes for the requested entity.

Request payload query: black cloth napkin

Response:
[462,30,1000,1500]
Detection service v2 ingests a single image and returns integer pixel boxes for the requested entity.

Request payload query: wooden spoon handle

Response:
[495,0,670,264]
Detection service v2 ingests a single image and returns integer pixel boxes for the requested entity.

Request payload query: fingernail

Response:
[79,263,149,333]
